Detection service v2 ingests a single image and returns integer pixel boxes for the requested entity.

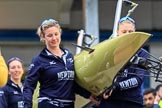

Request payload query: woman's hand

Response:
[89,95,100,105]
[103,89,113,99]
[154,95,160,104]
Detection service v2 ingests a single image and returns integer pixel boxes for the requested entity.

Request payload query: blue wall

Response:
[0,30,161,42]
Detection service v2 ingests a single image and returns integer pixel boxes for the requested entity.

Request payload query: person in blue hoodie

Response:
[0,57,24,108]
[97,16,150,108]
[23,18,91,108]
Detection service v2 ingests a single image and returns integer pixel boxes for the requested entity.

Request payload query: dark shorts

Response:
[38,100,74,108]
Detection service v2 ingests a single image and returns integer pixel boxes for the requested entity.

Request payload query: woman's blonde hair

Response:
[37,19,62,42]
[118,16,136,30]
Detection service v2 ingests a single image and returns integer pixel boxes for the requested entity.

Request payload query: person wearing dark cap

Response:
[96,16,150,108]
[0,57,24,108]
[23,18,91,108]
[0,49,8,87]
